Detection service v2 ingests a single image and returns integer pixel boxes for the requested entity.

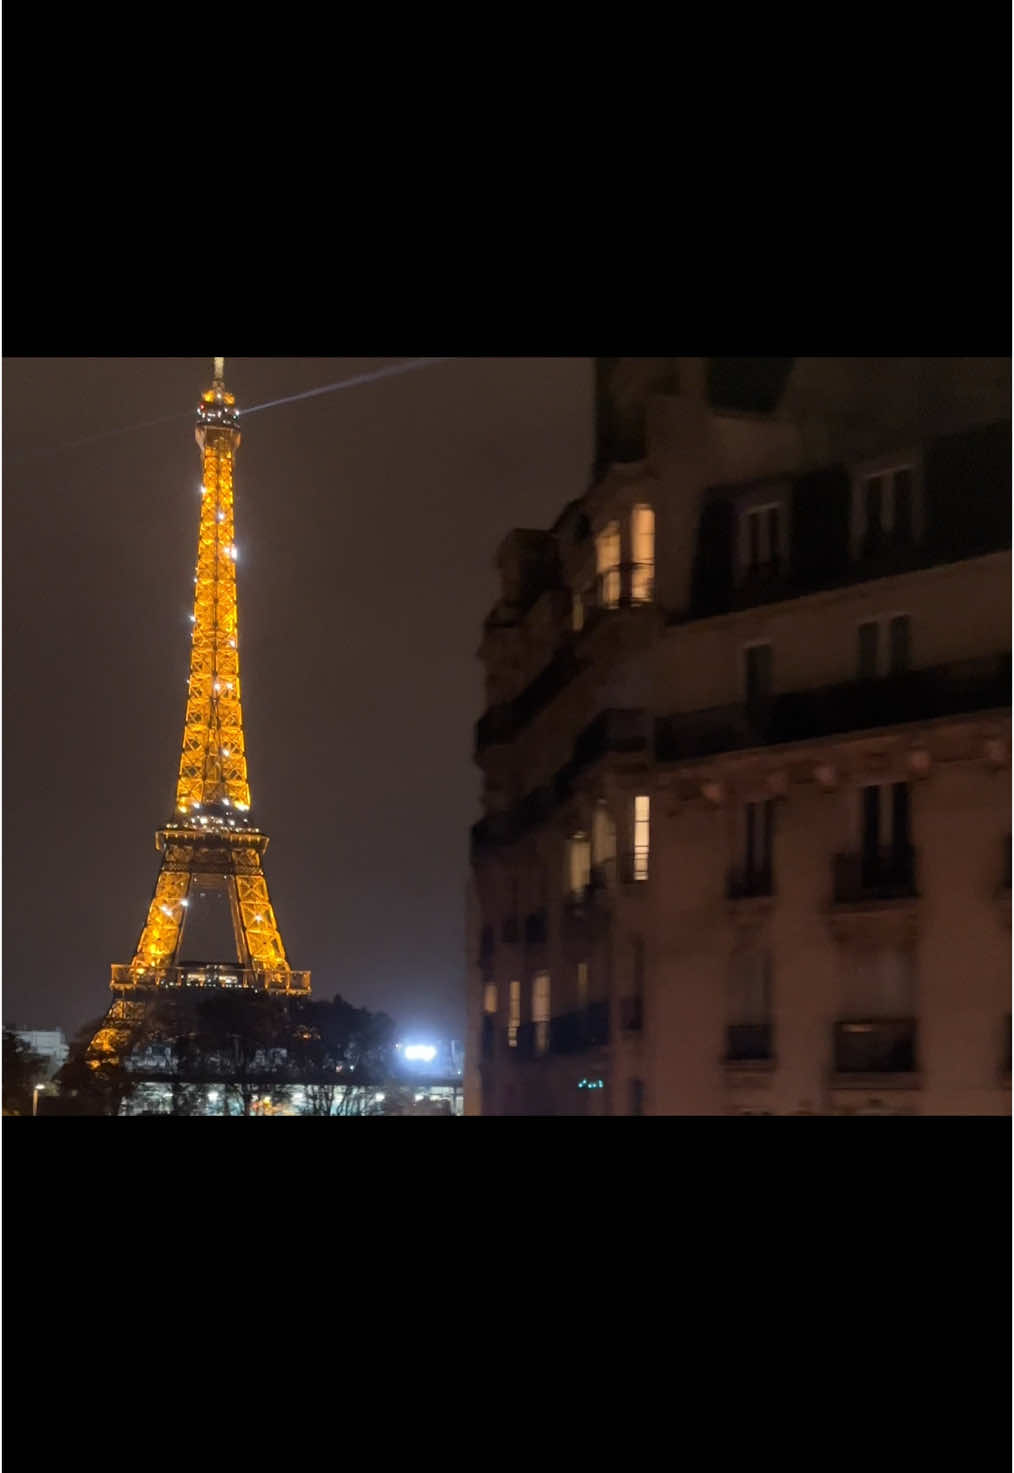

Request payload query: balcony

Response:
[550,1002,610,1054]
[726,865,774,901]
[725,1023,774,1062]
[620,995,643,1033]
[833,1019,917,1075]
[833,846,917,904]
[655,653,1011,762]
[587,563,655,613]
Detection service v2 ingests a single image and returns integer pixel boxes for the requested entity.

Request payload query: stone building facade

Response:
[466,357,1011,1116]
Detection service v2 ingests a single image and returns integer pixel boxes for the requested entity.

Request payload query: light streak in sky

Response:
[8,358,452,462]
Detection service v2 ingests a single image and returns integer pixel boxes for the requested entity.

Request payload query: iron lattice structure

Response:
[89,360,309,1062]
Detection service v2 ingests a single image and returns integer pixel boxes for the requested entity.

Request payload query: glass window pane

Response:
[858,621,879,679]
[889,615,910,675]
[633,794,650,880]
[894,468,913,541]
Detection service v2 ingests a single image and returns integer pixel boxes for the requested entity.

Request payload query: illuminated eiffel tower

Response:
[89,359,309,1062]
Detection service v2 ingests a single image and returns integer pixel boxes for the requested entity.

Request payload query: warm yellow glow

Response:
[533,972,550,1054]
[568,832,591,895]
[631,504,654,602]
[577,961,589,1011]
[634,794,650,880]
[483,983,498,1015]
[595,520,621,608]
[176,418,250,815]
[571,590,584,632]
[113,360,302,1005]
[508,979,521,1048]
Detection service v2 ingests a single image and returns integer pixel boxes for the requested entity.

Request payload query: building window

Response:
[508,979,521,1048]
[576,960,589,1014]
[621,937,645,1031]
[731,800,774,897]
[631,503,655,603]
[727,948,773,1061]
[840,943,915,1020]
[532,972,550,1055]
[861,781,912,856]
[744,642,773,713]
[566,831,592,898]
[740,503,783,579]
[596,520,621,608]
[571,590,585,632]
[856,464,916,559]
[633,794,650,881]
[629,1078,645,1116]
[483,983,498,1016]
[857,615,911,679]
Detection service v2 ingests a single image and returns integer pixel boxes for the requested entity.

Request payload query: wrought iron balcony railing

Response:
[833,1019,917,1074]
[725,1022,774,1062]
[550,1002,610,1054]
[726,865,774,900]
[832,846,917,903]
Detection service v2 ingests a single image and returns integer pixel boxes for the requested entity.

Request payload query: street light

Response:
[32,1082,47,1117]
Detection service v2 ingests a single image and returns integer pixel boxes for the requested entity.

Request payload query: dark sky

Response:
[3,357,593,1042]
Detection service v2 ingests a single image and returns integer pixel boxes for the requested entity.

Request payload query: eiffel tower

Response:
[89,359,310,1063]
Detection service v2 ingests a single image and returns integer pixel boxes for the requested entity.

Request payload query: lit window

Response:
[508,979,521,1048]
[633,795,650,880]
[567,831,591,897]
[631,504,654,602]
[532,972,550,1055]
[595,520,621,608]
[483,983,498,1015]
[571,590,584,632]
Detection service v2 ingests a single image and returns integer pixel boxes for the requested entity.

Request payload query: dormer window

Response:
[852,456,922,560]
[738,502,784,583]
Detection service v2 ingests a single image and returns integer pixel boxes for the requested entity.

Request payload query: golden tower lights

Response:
[89,360,309,1061]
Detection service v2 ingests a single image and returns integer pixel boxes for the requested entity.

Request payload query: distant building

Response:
[467,357,1011,1116]
[15,1029,69,1079]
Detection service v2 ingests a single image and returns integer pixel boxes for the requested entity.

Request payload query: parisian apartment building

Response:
[465,356,1011,1116]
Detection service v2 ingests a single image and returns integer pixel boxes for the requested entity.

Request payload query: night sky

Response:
[3,358,593,1042]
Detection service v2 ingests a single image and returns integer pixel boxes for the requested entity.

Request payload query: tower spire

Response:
[213,356,225,390]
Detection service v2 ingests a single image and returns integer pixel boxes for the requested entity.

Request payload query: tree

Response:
[191,989,293,1117]
[49,1020,136,1117]
[2,1030,47,1116]
[287,995,396,1115]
